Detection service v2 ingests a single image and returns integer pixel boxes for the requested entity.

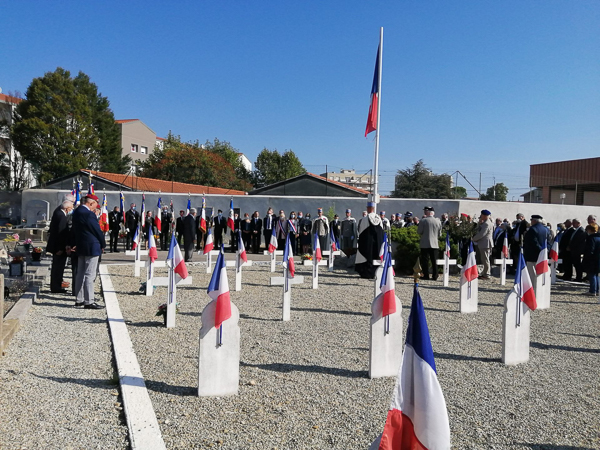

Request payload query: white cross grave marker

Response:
[145,259,166,296]
[225,257,253,291]
[263,250,284,272]
[152,269,193,328]
[493,254,514,286]
[302,257,327,289]
[323,249,341,272]
[203,250,220,274]
[436,256,458,287]
[126,245,148,277]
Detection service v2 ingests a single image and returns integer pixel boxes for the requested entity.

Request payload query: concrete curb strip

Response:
[99,264,167,450]
[2,290,36,354]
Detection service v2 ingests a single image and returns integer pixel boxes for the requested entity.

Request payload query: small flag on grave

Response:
[330,226,339,252]
[380,251,396,317]
[445,232,451,258]
[374,285,450,450]
[155,197,162,231]
[535,245,549,275]
[516,253,537,311]
[549,234,560,262]
[268,227,278,254]
[131,227,139,250]
[463,241,478,281]
[148,232,158,262]
[313,233,322,262]
[75,180,81,207]
[227,198,235,231]
[379,232,388,261]
[502,231,509,258]
[203,228,214,254]
[283,234,295,278]
[167,232,188,279]
[200,197,207,233]
[208,246,231,328]
[237,229,247,263]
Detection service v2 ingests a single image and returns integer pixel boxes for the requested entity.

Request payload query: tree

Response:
[252,148,306,188]
[11,67,130,185]
[140,133,252,191]
[451,186,468,199]
[391,160,452,199]
[203,138,252,185]
[480,183,509,201]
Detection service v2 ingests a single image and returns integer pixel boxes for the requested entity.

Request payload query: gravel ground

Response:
[106,261,599,450]
[0,269,129,450]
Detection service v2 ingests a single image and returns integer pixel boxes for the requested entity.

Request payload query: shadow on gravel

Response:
[179,311,202,317]
[550,299,598,306]
[530,341,600,354]
[34,301,78,308]
[401,304,455,314]
[145,379,196,396]
[556,331,599,340]
[433,352,499,364]
[53,315,106,324]
[291,306,371,317]
[240,361,368,378]
[240,313,278,322]
[31,373,116,389]
[127,320,163,328]
[515,444,597,450]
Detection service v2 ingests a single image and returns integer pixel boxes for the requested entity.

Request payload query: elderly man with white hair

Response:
[47,194,75,293]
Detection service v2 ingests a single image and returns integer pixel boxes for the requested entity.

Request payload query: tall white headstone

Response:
[198,301,240,396]
[502,288,531,365]
[369,293,403,378]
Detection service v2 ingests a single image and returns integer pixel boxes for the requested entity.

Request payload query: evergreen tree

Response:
[252,148,306,188]
[391,160,452,199]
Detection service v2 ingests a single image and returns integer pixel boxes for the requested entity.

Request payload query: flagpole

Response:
[371,27,383,205]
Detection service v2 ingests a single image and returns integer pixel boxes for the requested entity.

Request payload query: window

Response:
[346,177,351,182]
[141,146,147,154]
[131,144,138,152]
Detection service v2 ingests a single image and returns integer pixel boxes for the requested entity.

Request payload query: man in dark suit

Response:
[182,208,197,262]
[230,213,241,253]
[569,218,586,282]
[195,212,203,251]
[175,210,185,246]
[47,196,74,293]
[71,194,105,309]
[250,211,262,253]
[509,213,529,275]
[263,208,276,251]
[108,206,122,253]
[160,206,172,251]
[240,213,252,251]
[213,209,227,249]
[559,219,574,279]
[523,215,548,264]
[125,203,139,250]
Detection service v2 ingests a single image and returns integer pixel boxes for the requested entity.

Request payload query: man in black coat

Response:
[108,206,122,252]
[559,219,574,279]
[263,208,276,251]
[569,218,586,282]
[160,206,172,251]
[250,211,262,254]
[213,209,228,249]
[47,197,75,293]
[183,208,197,262]
[509,213,529,275]
[125,203,139,250]
[523,215,548,263]
[175,210,185,246]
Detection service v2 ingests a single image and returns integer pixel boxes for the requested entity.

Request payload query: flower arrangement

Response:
[301,253,313,261]
[119,231,127,238]
[154,234,160,241]
[3,233,19,242]
[155,302,179,317]
[24,238,32,245]
[32,247,43,254]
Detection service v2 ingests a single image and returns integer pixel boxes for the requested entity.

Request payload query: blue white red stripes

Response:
[227,199,235,231]
[379,232,388,261]
[376,285,450,450]
[379,251,396,317]
[313,233,322,263]
[462,241,478,282]
[365,46,380,137]
[268,227,278,254]
[445,233,451,258]
[203,228,214,254]
[535,246,549,275]
[132,228,139,250]
[207,246,231,328]
[502,231,509,259]
[330,226,339,252]
[155,197,162,231]
[167,232,188,279]
[237,229,247,263]
[515,253,537,311]
[200,197,207,233]
[120,192,126,223]
[283,233,295,278]
[549,234,560,262]
[148,232,158,262]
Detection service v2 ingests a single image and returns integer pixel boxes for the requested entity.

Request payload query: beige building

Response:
[116,119,162,172]
[320,169,373,193]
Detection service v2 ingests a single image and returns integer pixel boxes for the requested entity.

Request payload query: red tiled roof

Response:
[307,172,372,195]
[0,93,22,104]
[115,119,139,124]
[156,137,166,141]
[80,169,246,195]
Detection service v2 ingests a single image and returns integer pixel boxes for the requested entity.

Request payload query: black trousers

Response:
[214,233,223,249]
[160,229,170,250]
[109,230,119,252]
[561,252,573,280]
[263,232,272,250]
[184,242,194,262]
[50,253,68,292]
[126,230,135,250]
[420,248,438,280]
[251,233,261,253]
[572,252,583,281]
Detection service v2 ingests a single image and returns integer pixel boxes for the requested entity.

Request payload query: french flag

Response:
[365,45,380,137]
[200,197,207,233]
[268,227,278,254]
[462,241,478,282]
[120,192,126,223]
[379,251,396,317]
[516,252,537,311]
[100,194,109,233]
[237,229,247,263]
[549,234,560,262]
[167,232,188,279]
[379,232,388,261]
[502,231,509,259]
[227,198,235,231]
[373,285,450,450]
[186,198,191,216]
[313,233,322,263]
[88,183,95,195]
[131,228,139,250]
[330,226,339,252]
[148,231,158,262]
[283,234,295,278]
[203,228,214,254]
[207,246,231,328]
[535,245,549,275]
[155,197,162,231]
[445,232,451,258]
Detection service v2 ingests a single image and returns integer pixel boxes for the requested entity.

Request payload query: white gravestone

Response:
[459,272,478,313]
[126,247,149,277]
[368,293,403,379]
[263,250,284,272]
[145,260,166,296]
[198,301,240,396]
[502,288,531,365]
[493,255,514,286]
[323,249,341,272]
[526,262,550,310]
[270,272,304,321]
[303,258,327,289]
[225,258,253,291]
[204,250,220,274]
[436,257,458,287]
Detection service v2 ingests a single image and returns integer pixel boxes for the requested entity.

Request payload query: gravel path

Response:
[0,271,129,450]
[107,262,600,450]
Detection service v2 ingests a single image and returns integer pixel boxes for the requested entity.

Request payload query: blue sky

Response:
[2,1,599,199]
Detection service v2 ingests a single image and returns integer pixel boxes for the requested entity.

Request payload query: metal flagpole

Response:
[371,27,383,205]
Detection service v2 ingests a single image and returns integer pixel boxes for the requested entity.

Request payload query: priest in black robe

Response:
[355,202,384,279]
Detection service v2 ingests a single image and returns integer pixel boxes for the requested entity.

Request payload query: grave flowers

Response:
[301,253,313,261]
[24,238,32,251]
[32,247,43,261]
[156,302,180,326]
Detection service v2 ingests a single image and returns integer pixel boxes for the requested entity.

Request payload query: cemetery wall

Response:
[21,189,600,229]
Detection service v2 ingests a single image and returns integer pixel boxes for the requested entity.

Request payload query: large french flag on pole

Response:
[237,229,247,263]
[155,197,162,232]
[167,232,188,279]
[120,192,126,223]
[283,233,295,278]
[203,228,214,254]
[535,245,549,275]
[365,46,381,137]
[549,234,560,262]
[374,285,450,450]
[462,241,478,282]
[227,198,235,231]
[148,232,158,262]
[268,227,278,254]
[515,252,537,311]
[379,251,396,317]
[313,233,322,263]
[207,247,231,328]
[200,197,207,233]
